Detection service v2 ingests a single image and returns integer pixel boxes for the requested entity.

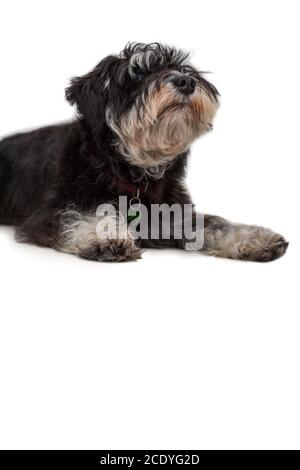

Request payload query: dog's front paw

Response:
[236,228,288,262]
[80,238,142,262]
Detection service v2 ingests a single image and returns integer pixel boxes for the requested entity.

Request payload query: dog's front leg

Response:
[141,213,288,262]
[200,215,288,262]
[59,210,143,262]
[16,208,142,262]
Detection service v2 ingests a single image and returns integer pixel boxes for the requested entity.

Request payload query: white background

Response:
[0,0,299,450]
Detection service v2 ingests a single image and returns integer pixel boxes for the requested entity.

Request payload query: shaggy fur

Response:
[0,42,288,262]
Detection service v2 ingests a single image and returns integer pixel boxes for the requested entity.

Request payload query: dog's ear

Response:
[65,55,119,134]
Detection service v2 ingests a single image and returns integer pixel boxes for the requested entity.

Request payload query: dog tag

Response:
[128,206,141,223]
[128,189,141,223]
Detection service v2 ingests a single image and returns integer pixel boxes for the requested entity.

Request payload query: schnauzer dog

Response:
[0,43,288,262]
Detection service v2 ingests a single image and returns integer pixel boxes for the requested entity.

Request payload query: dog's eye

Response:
[132,67,144,81]
[180,66,190,74]
[136,72,144,81]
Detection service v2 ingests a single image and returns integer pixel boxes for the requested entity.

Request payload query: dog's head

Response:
[66,43,219,168]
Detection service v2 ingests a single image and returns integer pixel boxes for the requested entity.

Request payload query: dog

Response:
[0,42,288,262]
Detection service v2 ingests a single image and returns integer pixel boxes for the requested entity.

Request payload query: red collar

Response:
[105,169,147,195]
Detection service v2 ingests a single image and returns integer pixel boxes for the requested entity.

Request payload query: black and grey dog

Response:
[0,43,288,261]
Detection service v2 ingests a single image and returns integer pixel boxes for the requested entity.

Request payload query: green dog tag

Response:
[128,206,141,223]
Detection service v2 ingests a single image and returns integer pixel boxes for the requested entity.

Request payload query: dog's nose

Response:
[174,74,196,95]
